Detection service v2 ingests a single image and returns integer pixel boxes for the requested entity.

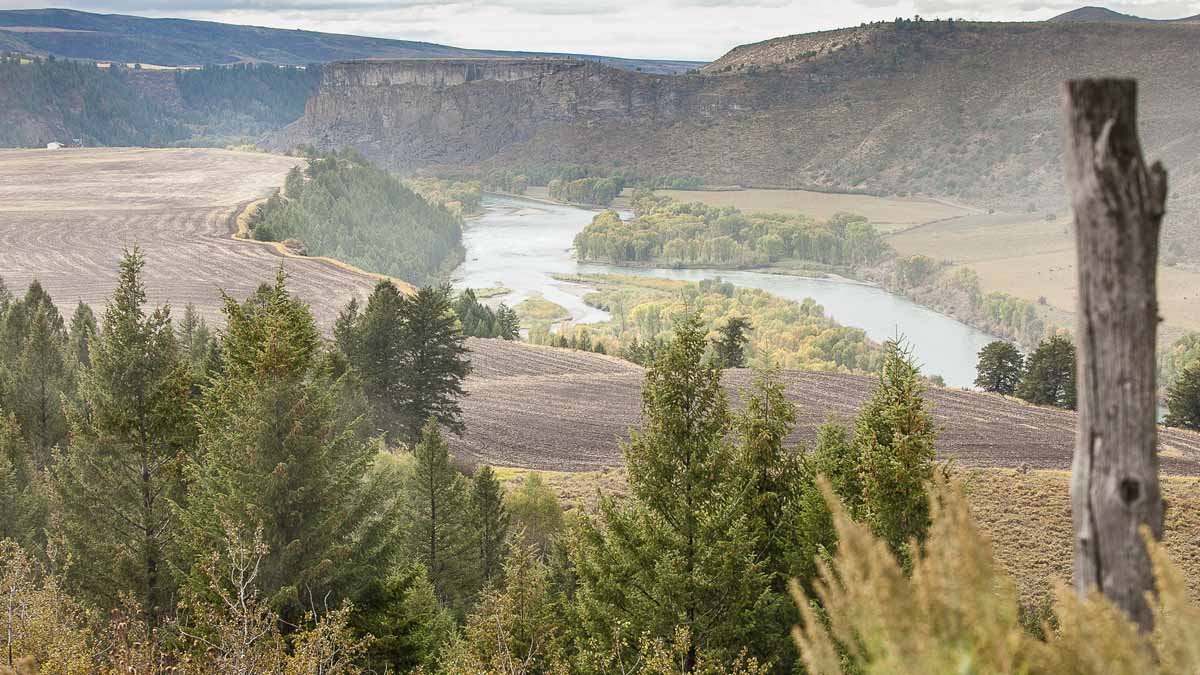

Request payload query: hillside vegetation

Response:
[249,150,464,286]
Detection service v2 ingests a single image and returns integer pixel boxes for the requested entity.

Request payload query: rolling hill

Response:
[0,8,702,73]
[1049,6,1200,23]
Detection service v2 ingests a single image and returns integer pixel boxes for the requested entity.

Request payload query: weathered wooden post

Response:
[1063,78,1167,631]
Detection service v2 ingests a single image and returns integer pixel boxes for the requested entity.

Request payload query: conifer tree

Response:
[855,340,938,562]
[403,418,478,609]
[53,248,194,630]
[351,564,456,673]
[179,269,396,623]
[0,411,45,551]
[497,304,521,341]
[67,301,96,369]
[571,314,769,672]
[471,465,510,585]
[974,340,1023,395]
[1165,361,1200,431]
[1016,334,1077,409]
[395,286,470,443]
[713,316,751,368]
[6,303,71,466]
[348,281,407,441]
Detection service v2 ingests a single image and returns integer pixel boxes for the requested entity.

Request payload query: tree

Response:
[67,301,96,369]
[855,340,938,563]
[1165,361,1200,431]
[345,281,407,441]
[506,472,564,559]
[179,269,396,623]
[403,418,478,609]
[395,286,470,443]
[5,302,71,466]
[497,304,521,341]
[53,248,194,631]
[712,316,751,368]
[351,565,455,673]
[1016,334,1077,409]
[0,412,46,552]
[974,340,1023,395]
[471,466,510,585]
[571,314,769,672]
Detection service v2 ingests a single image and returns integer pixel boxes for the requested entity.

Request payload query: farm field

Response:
[890,211,1200,337]
[455,338,1200,474]
[654,188,975,232]
[0,147,379,328]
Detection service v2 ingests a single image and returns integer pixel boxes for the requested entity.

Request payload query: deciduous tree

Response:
[974,340,1023,395]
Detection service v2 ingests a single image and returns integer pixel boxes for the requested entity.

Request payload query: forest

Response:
[3,250,1200,673]
[248,149,465,286]
[573,192,890,268]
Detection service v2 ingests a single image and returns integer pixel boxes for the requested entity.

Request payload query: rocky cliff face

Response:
[271,58,726,169]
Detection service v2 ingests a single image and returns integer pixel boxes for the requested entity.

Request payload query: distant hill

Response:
[1049,5,1200,23]
[0,8,702,74]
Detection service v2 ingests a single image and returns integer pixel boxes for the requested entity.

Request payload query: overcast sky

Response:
[4,0,1200,60]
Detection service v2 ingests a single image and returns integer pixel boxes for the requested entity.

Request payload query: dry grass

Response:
[492,464,1200,603]
[890,211,1200,336]
[0,147,381,329]
[653,188,974,232]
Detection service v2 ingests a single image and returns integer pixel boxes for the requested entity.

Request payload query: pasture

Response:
[0,147,379,328]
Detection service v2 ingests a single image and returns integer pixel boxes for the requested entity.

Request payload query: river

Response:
[452,194,999,388]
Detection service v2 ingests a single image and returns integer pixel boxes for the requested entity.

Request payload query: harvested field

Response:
[0,148,379,328]
[454,339,1200,474]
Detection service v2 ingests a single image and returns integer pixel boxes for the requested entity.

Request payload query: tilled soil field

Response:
[455,339,1200,475]
[0,148,378,328]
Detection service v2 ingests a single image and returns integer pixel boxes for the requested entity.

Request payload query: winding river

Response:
[452,195,999,388]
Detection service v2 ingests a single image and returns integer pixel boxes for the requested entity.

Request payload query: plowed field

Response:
[456,339,1200,475]
[0,148,378,327]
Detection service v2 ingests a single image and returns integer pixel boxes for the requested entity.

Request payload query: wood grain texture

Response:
[1063,78,1167,631]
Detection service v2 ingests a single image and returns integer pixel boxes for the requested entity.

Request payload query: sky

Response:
[3,0,1200,60]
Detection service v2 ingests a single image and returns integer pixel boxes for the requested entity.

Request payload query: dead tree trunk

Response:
[1063,78,1167,631]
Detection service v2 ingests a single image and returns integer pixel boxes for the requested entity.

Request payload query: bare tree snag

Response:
[1063,78,1167,631]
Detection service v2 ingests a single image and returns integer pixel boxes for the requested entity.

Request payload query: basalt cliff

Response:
[274,21,1200,259]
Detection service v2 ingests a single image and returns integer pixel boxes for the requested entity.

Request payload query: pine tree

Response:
[67,301,96,369]
[403,418,478,609]
[1016,334,1077,409]
[346,281,407,441]
[53,248,194,630]
[6,302,71,467]
[497,304,521,341]
[571,314,769,672]
[0,411,46,551]
[855,340,938,563]
[974,340,1023,395]
[351,564,456,673]
[713,316,751,368]
[179,269,397,623]
[471,465,510,585]
[395,286,470,443]
[1165,361,1200,431]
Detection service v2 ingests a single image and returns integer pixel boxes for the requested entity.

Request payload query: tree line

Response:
[249,149,465,286]
[574,192,890,268]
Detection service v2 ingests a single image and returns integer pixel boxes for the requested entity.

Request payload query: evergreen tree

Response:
[974,340,1023,395]
[396,286,470,443]
[352,564,456,673]
[713,316,751,368]
[789,420,857,594]
[471,465,510,585]
[347,281,407,441]
[6,303,71,467]
[179,269,396,623]
[855,340,938,563]
[67,301,96,369]
[1016,334,1077,409]
[1165,361,1200,431]
[403,418,478,609]
[175,302,214,383]
[53,249,194,630]
[497,304,521,341]
[0,411,46,552]
[571,314,769,672]
[333,296,362,362]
